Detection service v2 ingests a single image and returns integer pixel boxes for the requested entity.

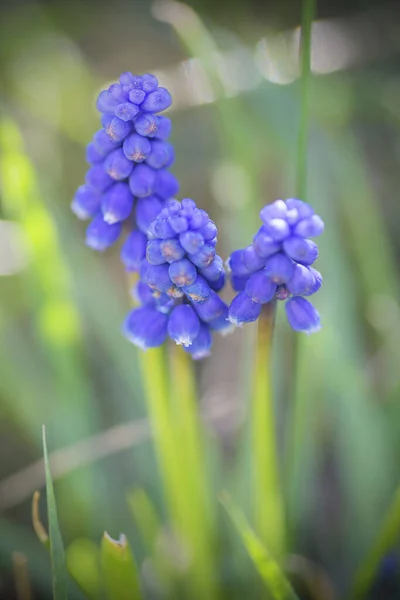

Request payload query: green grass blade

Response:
[350,483,400,600]
[42,425,68,600]
[220,492,299,600]
[127,489,160,554]
[101,532,142,600]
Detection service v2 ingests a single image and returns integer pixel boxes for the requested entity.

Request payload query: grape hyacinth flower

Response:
[228,198,324,334]
[71,72,179,254]
[123,199,231,357]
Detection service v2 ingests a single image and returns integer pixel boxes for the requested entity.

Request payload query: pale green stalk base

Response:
[130,265,217,599]
[138,347,185,528]
[252,303,286,557]
[350,483,400,600]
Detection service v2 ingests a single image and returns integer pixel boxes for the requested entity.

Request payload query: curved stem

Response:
[252,302,286,557]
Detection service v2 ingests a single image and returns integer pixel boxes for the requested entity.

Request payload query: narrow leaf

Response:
[101,532,142,600]
[220,492,299,600]
[42,425,68,600]
[351,483,400,600]
[127,489,160,553]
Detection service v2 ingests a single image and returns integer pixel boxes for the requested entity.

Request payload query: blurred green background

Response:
[1,0,400,598]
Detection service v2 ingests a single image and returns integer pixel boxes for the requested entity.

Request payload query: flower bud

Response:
[86,214,122,251]
[103,115,133,143]
[146,140,175,169]
[136,196,164,234]
[141,88,172,113]
[245,271,277,304]
[104,148,134,181]
[286,264,315,296]
[154,170,179,200]
[159,238,185,263]
[146,239,166,265]
[123,133,151,163]
[303,267,323,296]
[129,164,157,197]
[169,259,197,287]
[285,297,321,334]
[134,113,159,137]
[294,214,324,238]
[189,244,216,268]
[102,182,134,224]
[71,185,102,220]
[155,116,172,140]
[85,165,114,192]
[228,291,262,326]
[167,304,200,347]
[120,230,147,271]
[264,253,294,284]
[179,230,205,255]
[184,324,212,360]
[123,306,168,349]
[182,275,211,303]
[115,102,140,121]
[283,237,318,266]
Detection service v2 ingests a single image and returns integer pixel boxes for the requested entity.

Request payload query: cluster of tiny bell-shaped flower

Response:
[71,72,325,358]
[71,72,179,253]
[124,199,232,359]
[71,72,232,359]
[228,198,324,334]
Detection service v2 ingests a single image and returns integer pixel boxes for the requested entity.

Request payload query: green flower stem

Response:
[252,302,285,557]
[138,347,184,528]
[296,0,316,200]
[129,273,216,599]
[350,483,400,600]
[168,345,217,600]
[127,272,184,527]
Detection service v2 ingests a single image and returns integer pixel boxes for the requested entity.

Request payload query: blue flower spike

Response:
[72,71,179,254]
[126,198,230,354]
[228,198,324,333]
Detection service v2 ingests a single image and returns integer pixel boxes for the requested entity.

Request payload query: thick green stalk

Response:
[350,483,400,600]
[252,303,285,557]
[129,272,216,599]
[128,273,184,528]
[296,0,316,200]
[168,345,217,600]
[138,347,184,528]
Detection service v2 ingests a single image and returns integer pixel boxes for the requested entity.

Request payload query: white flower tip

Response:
[103,212,119,225]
